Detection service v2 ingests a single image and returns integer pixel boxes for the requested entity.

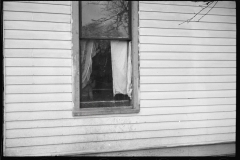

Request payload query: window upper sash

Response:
[80,1,131,40]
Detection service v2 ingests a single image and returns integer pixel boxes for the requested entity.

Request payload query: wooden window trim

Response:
[72,1,139,116]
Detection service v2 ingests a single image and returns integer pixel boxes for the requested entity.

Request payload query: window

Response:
[72,1,139,116]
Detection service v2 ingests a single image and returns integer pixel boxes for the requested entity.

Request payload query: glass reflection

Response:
[81,1,129,39]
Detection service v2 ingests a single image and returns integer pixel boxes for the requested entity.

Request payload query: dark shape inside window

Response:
[80,1,132,108]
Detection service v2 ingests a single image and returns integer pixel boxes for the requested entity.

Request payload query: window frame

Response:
[72,1,139,116]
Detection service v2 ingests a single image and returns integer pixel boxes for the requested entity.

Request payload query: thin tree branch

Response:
[197,1,218,21]
[179,1,214,25]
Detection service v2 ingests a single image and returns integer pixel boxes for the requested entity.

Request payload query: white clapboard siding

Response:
[141,97,236,108]
[137,1,236,157]
[6,105,236,122]
[140,44,236,53]
[5,58,71,67]
[6,84,72,94]
[4,1,236,156]
[140,12,236,23]
[140,68,236,76]
[140,28,236,38]
[140,61,236,68]
[4,21,71,31]
[5,119,235,138]
[141,76,236,84]
[5,102,73,113]
[140,36,236,45]
[141,90,236,100]
[140,53,236,61]
[4,11,71,23]
[5,111,236,129]
[141,83,236,92]
[6,126,235,147]
[5,97,236,113]
[6,67,71,76]
[140,1,236,9]
[5,30,71,40]
[17,1,71,5]
[5,93,72,103]
[139,3,236,16]
[4,2,71,14]
[4,49,71,58]
[140,20,236,31]
[5,133,235,156]
[5,76,72,85]
[5,40,71,49]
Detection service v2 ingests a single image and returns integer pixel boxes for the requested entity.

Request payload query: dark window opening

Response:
[80,40,131,108]
[80,1,132,108]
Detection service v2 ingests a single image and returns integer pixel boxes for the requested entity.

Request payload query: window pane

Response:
[80,40,131,108]
[81,1,130,39]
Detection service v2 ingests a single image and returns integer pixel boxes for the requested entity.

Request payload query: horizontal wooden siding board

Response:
[140,28,236,38]
[140,68,236,76]
[139,3,236,16]
[6,84,72,94]
[140,44,236,52]
[139,12,236,23]
[5,21,71,31]
[5,119,235,138]
[4,11,71,23]
[4,49,71,58]
[5,105,236,121]
[140,76,236,83]
[140,61,236,68]
[5,133,235,156]
[5,93,72,103]
[140,20,236,31]
[5,40,71,49]
[5,58,71,67]
[140,53,236,61]
[140,1,236,9]
[4,2,71,14]
[140,98,236,107]
[140,36,236,45]
[4,98,236,112]
[17,1,71,5]
[6,112,236,130]
[5,76,72,84]
[5,102,73,113]
[6,67,71,76]
[5,30,71,40]
[140,83,236,92]
[6,126,235,147]
[141,90,236,100]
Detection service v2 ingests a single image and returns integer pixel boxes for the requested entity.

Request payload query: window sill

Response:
[72,106,140,116]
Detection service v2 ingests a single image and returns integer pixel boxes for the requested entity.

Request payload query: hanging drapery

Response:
[81,40,97,88]
[110,40,132,99]
[127,41,132,99]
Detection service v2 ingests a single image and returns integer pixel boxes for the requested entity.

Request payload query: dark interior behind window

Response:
[80,1,132,108]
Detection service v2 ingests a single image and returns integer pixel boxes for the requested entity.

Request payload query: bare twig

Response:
[197,1,218,21]
[179,1,214,25]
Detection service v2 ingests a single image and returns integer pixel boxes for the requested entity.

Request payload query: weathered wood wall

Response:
[3,1,236,156]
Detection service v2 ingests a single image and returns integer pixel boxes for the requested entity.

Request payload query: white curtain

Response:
[110,40,132,99]
[81,40,97,88]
